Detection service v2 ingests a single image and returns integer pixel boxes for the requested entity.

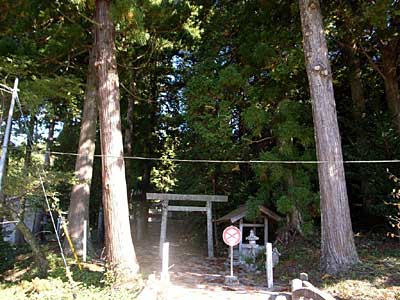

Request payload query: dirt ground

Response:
[133,222,400,300]
[2,220,398,300]
[135,230,291,300]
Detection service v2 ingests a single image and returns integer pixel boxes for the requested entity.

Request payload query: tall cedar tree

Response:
[95,0,139,279]
[66,47,97,256]
[298,0,359,274]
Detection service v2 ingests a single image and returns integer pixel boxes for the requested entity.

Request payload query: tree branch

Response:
[244,136,274,144]
[359,45,386,80]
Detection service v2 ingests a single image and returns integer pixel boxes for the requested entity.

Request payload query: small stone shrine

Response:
[216,205,282,262]
[246,229,259,263]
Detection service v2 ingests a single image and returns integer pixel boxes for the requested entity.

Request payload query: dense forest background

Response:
[0,0,399,249]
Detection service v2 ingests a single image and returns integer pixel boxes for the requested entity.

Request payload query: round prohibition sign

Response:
[222,225,241,247]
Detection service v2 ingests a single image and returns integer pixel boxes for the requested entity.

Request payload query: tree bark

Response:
[97,205,104,245]
[287,169,303,235]
[123,81,140,241]
[342,41,370,212]
[381,39,400,134]
[65,47,97,257]
[298,0,359,274]
[135,74,157,240]
[342,42,365,118]
[137,163,150,241]
[123,81,135,204]
[123,80,135,151]
[95,0,139,280]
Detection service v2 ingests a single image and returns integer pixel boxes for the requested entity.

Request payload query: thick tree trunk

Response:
[137,163,150,241]
[342,42,370,212]
[123,82,138,241]
[124,81,135,203]
[381,40,400,134]
[95,0,139,280]
[299,0,359,274]
[65,47,97,257]
[134,75,157,240]
[97,205,104,245]
[123,80,135,155]
[287,170,303,235]
[342,43,365,118]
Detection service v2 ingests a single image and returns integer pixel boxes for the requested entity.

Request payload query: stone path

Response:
[136,241,290,300]
[164,284,289,300]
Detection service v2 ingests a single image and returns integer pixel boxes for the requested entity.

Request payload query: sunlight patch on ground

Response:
[163,281,290,300]
[325,278,400,300]
[2,266,30,282]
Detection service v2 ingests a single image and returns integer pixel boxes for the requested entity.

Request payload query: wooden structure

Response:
[216,205,282,256]
[146,193,228,257]
[291,273,335,300]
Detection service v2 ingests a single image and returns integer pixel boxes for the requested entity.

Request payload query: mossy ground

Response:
[0,245,141,300]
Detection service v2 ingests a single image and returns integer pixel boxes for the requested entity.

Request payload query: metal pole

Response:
[230,245,233,277]
[0,78,18,193]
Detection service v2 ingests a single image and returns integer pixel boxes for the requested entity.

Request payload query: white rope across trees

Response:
[3,78,398,166]
[34,150,400,165]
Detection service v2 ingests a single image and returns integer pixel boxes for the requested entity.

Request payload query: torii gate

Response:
[146,193,228,257]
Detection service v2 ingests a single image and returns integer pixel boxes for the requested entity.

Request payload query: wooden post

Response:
[83,220,87,262]
[291,278,302,291]
[161,242,170,282]
[266,242,273,288]
[206,200,214,257]
[159,200,169,257]
[239,219,243,257]
[264,217,268,245]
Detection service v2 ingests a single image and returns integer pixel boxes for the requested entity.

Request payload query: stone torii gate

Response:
[146,193,228,257]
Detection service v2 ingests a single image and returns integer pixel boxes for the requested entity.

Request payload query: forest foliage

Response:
[0,0,399,253]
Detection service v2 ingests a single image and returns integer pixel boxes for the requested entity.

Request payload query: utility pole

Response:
[0,78,19,193]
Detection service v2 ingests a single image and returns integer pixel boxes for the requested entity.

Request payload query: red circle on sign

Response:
[222,225,241,247]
